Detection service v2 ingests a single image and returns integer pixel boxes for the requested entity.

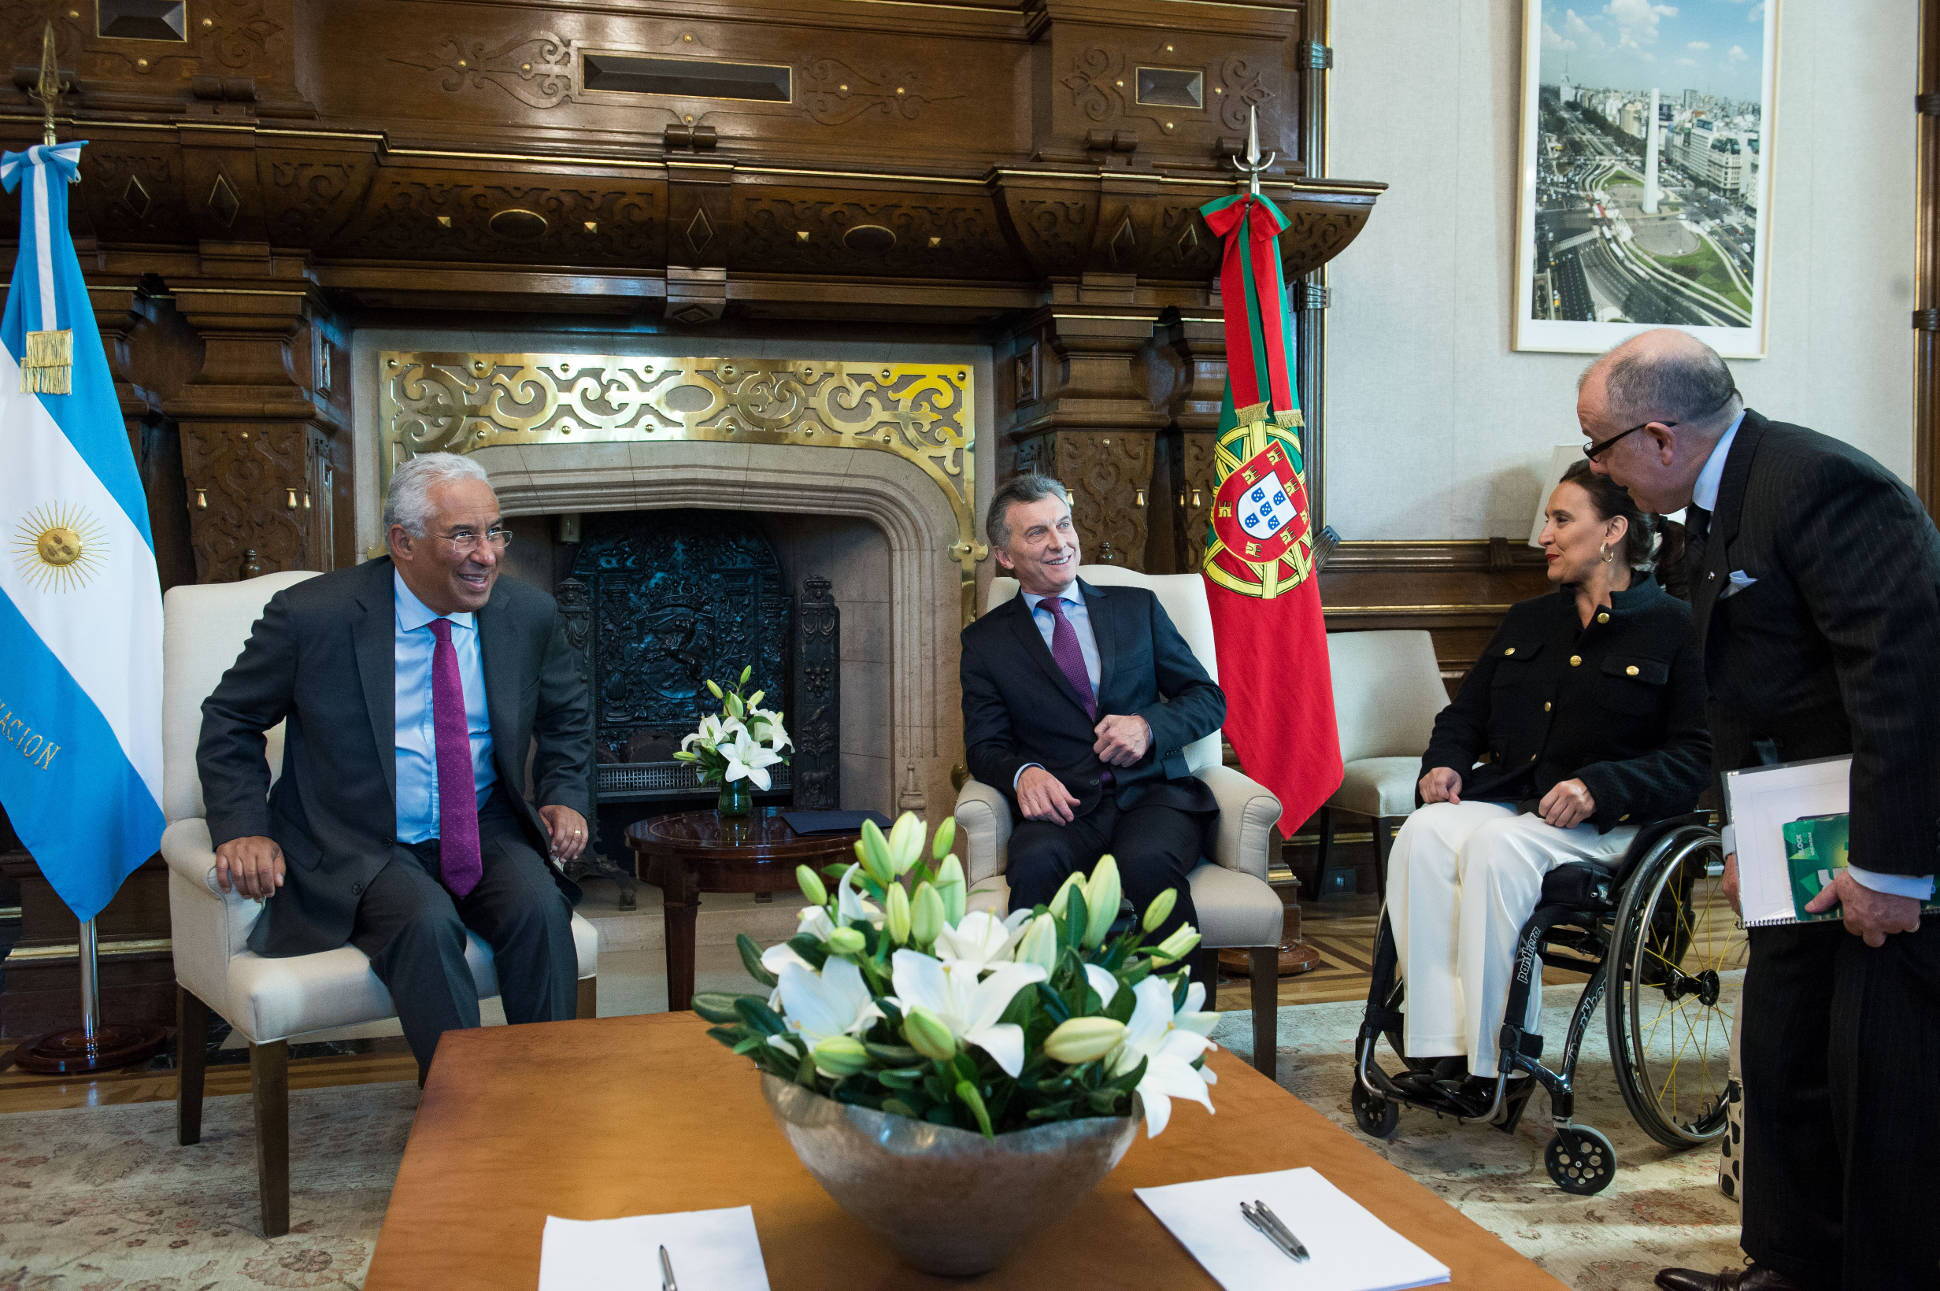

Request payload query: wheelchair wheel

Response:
[1545,1126,1616,1194]
[1606,824,1745,1149]
[1352,1081,1400,1139]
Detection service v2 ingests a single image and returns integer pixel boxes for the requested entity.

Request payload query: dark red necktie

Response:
[1041,596,1097,718]
[428,618,482,897]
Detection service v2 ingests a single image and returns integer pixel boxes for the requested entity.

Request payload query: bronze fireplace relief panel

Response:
[378,351,983,619]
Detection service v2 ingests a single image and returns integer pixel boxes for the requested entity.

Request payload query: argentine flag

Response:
[0,141,164,922]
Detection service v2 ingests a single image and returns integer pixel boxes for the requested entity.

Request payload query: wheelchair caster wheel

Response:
[1545,1126,1616,1194]
[1352,1082,1399,1139]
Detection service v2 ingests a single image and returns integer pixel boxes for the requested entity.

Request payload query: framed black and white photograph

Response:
[1514,0,1780,357]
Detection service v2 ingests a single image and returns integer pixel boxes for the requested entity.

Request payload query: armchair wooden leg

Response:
[575,976,598,1021]
[1249,946,1279,1083]
[1373,817,1396,904]
[1313,806,1335,898]
[250,1040,290,1239]
[175,987,209,1147]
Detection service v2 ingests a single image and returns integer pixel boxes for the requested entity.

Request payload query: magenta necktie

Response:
[1041,597,1097,719]
[428,618,482,898]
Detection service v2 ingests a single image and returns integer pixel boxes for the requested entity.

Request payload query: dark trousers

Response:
[1740,916,1940,1291]
[1007,797,1207,985]
[349,810,576,1080]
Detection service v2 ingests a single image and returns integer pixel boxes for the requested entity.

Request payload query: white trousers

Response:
[1385,800,1635,1077]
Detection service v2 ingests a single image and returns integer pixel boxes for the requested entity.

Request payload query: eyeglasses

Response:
[433,526,513,552]
[1580,419,1664,462]
[1582,384,1739,462]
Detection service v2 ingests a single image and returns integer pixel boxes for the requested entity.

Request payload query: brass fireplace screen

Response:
[377,351,982,618]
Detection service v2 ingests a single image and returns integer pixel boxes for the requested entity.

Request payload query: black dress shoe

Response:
[1429,1074,1499,1118]
[1654,1263,1807,1291]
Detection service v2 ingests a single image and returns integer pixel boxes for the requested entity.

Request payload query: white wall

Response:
[1324,0,1920,540]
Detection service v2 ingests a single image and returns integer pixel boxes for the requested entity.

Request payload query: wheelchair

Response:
[1350,814,1744,1195]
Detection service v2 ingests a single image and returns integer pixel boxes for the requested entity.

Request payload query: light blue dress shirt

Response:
[1694,418,1934,900]
[1687,409,1743,513]
[1013,584,1102,790]
[393,572,497,844]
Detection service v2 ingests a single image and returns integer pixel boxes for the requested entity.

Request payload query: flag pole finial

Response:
[1229,104,1276,199]
[32,22,64,147]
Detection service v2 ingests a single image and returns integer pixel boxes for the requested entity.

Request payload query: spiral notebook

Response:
[1724,756,1940,927]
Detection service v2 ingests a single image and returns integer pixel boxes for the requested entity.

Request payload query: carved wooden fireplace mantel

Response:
[0,0,1381,585]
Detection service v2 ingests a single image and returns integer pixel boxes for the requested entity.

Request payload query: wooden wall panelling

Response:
[1004,308,1167,567]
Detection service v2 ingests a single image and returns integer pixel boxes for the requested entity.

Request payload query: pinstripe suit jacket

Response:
[1693,410,1940,879]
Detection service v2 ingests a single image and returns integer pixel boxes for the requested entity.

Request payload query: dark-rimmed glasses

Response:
[1582,385,1738,461]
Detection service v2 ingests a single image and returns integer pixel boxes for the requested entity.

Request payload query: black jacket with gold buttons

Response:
[1418,574,1711,832]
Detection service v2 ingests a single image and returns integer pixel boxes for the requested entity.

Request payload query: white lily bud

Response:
[1048,871,1085,919]
[1140,886,1178,934]
[1082,855,1121,949]
[885,882,913,944]
[1013,912,1060,972]
[888,812,923,876]
[1042,1016,1127,1065]
[911,882,946,945]
[935,853,967,923]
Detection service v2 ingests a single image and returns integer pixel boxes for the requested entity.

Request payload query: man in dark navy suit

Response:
[960,474,1225,980]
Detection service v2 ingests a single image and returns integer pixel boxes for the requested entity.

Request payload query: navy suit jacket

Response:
[960,578,1225,821]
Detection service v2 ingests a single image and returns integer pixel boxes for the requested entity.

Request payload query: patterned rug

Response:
[1209,985,1747,1290]
[0,1082,416,1289]
[0,987,1744,1289]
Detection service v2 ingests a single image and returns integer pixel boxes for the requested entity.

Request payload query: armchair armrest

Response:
[161,817,265,1011]
[1192,763,1280,881]
[952,776,1013,888]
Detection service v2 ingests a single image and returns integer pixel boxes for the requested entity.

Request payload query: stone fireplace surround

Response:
[352,332,995,820]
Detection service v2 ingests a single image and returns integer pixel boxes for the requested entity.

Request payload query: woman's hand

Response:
[1418,767,1463,804]
[1537,778,1596,829]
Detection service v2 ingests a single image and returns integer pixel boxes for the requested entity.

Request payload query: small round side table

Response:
[626,807,862,1012]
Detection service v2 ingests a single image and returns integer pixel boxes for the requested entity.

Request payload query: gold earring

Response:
[1599,543,1615,564]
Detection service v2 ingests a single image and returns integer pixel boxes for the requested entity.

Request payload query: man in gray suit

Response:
[1581,329,1940,1291]
[198,452,593,1078]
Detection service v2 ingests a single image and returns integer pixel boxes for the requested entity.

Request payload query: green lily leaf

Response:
[736,934,779,988]
[734,996,789,1036]
[691,991,747,1024]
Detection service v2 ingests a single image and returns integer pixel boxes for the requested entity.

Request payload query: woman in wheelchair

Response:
[1384,461,1711,1119]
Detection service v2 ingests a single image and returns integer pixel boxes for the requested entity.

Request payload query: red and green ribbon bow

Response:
[1199,190,1300,425]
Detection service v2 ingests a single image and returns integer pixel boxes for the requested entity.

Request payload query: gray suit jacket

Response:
[1693,410,1940,879]
[197,556,593,955]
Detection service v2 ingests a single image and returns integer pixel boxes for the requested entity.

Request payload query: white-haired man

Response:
[198,453,593,1079]
[1582,329,1940,1291]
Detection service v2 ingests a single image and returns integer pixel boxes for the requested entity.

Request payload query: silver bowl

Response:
[761,1074,1138,1276]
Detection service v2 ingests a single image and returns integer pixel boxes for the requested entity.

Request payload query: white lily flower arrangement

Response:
[671,665,792,790]
[694,811,1219,1139]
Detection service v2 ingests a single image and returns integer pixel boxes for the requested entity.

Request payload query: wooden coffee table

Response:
[627,808,862,1011]
[365,1013,1566,1289]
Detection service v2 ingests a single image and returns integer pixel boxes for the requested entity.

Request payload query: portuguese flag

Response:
[1198,190,1342,832]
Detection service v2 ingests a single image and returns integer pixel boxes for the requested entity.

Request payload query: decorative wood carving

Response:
[175,421,320,580]
[390,31,576,110]
[800,57,962,127]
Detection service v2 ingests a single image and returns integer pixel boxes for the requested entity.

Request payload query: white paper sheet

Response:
[1136,1166,1450,1291]
[538,1205,771,1291]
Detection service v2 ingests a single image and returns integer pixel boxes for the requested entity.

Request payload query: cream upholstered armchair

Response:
[160,571,600,1237]
[952,565,1287,1080]
[1314,629,1448,899]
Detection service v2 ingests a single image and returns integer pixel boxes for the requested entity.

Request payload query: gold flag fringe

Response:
[21,328,71,394]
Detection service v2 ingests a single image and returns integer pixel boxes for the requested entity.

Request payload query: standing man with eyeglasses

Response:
[1580,329,1940,1291]
[198,452,593,1080]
